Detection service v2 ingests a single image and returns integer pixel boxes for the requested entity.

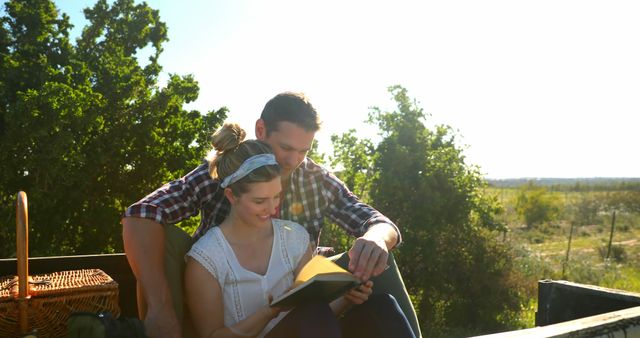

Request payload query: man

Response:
[122,92,421,338]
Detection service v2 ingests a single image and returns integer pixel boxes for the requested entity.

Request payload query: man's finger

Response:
[371,250,389,277]
[348,240,365,271]
[353,241,374,279]
[359,244,383,281]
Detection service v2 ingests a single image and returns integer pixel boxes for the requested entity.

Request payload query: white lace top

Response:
[186,218,310,337]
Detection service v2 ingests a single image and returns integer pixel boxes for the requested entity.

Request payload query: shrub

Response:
[598,245,627,263]
[515,186,561,227]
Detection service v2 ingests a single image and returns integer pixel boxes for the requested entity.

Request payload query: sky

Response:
[56,0,640,179]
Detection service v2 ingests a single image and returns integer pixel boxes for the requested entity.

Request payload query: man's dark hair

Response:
[260,92,321,135]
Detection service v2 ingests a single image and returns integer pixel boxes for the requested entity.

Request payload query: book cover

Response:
[270,255,360,308]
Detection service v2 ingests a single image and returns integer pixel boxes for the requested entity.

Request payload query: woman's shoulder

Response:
[273,219,309,242]
[191,225,221,246]
[272,219,310,267]
[273,218,306,233]
[188,227,224,263]
[187,226,228,280]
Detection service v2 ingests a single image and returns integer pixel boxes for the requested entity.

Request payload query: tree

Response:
[0,0,226,256]
[306,138,326,165]
[317,130,376,253]
[330,129,376,198]
[330,86,528,336]
[569,194,603,226]
[606,191,640,213]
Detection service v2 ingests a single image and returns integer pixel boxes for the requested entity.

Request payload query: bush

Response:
[515,186,561,227]
[598,244,627,263]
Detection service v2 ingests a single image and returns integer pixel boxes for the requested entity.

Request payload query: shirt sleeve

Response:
[123,163,220,226]
[321,171,402,247]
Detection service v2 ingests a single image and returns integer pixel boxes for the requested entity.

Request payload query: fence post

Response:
[606,210,616,261]
[562,222,575,279]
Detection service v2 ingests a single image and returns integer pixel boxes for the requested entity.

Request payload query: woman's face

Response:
[230,177,282,228]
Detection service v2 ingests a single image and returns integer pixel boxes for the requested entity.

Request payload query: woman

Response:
[184,123,415,338]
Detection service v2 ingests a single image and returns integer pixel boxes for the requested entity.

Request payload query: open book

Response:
[270,255,360,308]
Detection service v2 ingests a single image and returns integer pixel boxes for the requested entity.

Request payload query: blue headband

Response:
[220,154,278,188]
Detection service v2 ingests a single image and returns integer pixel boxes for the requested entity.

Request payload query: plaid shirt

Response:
[124,158,401,245]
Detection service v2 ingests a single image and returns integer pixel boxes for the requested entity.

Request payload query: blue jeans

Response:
[266,294,416,338]
[332,252,421,338]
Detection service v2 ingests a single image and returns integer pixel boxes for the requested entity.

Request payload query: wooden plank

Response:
[473,305,640,338]
[536,279,640,326]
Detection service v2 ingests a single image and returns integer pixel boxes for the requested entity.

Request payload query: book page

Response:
[294,255,351,287]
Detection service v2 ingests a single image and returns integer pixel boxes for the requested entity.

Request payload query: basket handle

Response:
[16,191,29,333]
[16,191,29,297]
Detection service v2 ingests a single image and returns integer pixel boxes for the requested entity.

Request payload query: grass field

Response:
[486,186,640,326]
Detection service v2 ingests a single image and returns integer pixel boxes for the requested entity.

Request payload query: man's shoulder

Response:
[185,161,213,179]
[295,158,347,190]
[297,157,331,177]
[300,157,324,169]
[178,161,218,188]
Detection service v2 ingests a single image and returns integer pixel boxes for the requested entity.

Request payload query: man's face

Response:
[258,121,315,178]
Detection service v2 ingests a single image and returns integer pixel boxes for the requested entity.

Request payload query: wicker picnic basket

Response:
[0,192,120,337]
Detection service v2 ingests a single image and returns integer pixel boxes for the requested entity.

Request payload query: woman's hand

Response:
[343,281,374,305]
[266,294,289,316]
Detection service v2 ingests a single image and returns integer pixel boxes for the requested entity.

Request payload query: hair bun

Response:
[211,123,247,155]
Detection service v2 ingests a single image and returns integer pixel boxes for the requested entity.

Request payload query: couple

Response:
[122,92,420,338]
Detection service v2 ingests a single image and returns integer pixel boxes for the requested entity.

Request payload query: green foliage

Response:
[492,182,640,327]
[0,0,226,256]
[515,185,561,227]
[330,129,376,199]
[306,139,326,165]
[606,191,640,213]
[329,85,527,336]
[317,222,351,255]
[318,130,377,251]
[489,178,640,192]
[568,194,604,226]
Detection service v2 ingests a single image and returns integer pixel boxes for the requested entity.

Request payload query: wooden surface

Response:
[473,305,640,338]
[536,279,640,326]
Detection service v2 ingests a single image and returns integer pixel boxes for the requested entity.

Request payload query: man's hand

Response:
[144,304,181,338]
[348,223,398,281]
[348,236,388,281]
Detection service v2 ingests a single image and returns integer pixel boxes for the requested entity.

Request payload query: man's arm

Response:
[121,163,219,337]
[320,171,401,282]
[122,217,180,338]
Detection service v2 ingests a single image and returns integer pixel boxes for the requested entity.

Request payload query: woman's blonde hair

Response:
[206,123,280,195]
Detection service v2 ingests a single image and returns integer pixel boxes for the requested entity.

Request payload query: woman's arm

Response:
[185,257,280,338]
